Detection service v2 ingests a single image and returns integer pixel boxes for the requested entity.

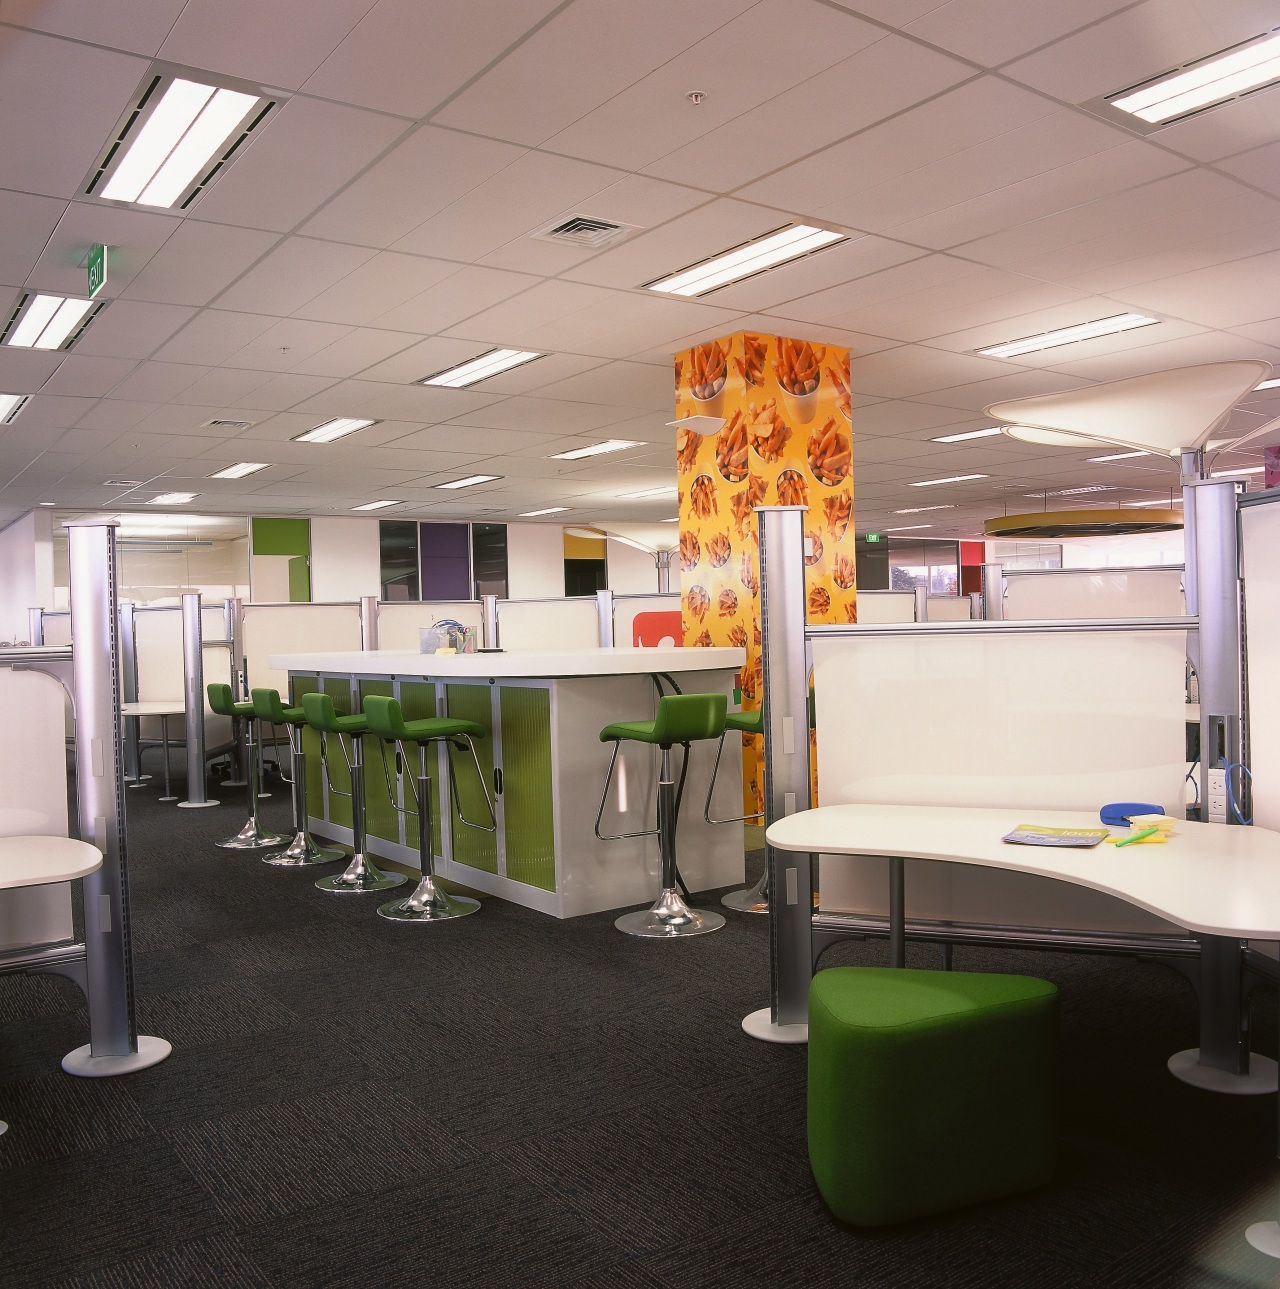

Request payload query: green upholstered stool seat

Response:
[599,692,726,747]
[725,709,762,736]
[808,966,1058,1228]
[301,691,368,735]
[362,695,483,744]
[251,688,305,725]
[208,682,254,719]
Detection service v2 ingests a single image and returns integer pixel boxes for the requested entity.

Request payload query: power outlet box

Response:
[1206,767,1228,824]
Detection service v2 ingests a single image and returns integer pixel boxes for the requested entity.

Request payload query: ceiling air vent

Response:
[203,419,254,430]
[533,215,638,250]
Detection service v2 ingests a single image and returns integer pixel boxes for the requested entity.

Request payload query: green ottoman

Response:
[808,966,1058,1227]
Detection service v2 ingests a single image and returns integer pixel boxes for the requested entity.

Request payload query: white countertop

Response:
[0,835,103,889]
[269,646,745,679]
[122,701,185,716]
[768,803,1280,940]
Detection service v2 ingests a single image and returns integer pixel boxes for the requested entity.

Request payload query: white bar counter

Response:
[269,646,747,918]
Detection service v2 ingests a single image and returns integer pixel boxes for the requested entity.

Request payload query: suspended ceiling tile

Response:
[571,174,709,232]
[545,0,886,172]
[477,238,602,277]
[1218,141,1280,199]
[286,329,421,379]
[353,335,516,386]
[190,96,411,233]
[1046,331,1279,383]
[302,0,563,118]
[221,373,340,411]
[852,401,983,437]
[5,393,96,429]
[38,354,137,397]
[73,399,161,432]
[433,0,757,146]
[0,346,70,389]
[849,344,1018,398]
[286,377,500,424]
[106,361,214,403]
[299,126,525,249]
[158,0,379,90]
[470,352,606,397]
[293,254,466,327]
[68,301,197,361]
[382,424,557,455]
[213,237,376,316]
[121,222,281,307]
[224,318,354,372]
[909,369,1091,410]
[0,31,148,198]
[446,396,637,435]
[0,190,71,286]
[181,366,286,408]
[371,265,542,336]
[1150,86,1280,162]
[725,316,901,360]
[1111,250,1280,330]
[154,310,279,366]
[439,278,623,345]
[0,0,187,54]
[530,361,673,410]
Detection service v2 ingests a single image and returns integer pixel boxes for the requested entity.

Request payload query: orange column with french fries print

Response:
[676,332,855,812]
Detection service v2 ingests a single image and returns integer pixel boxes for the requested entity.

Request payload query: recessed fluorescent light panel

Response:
[1212,465,1265,477]
[930,427,1004,443]
[2,293,101,350]
[910,474,989,487]
[893,504,957,514]
[436,475,500,490]
[646,224,847,297]
[421,349,542,388]
[351,500,400,511]
[1087,450,1151,462]
[1107,31,1280,127]
[520,507,569,517]
[208,462,268,479]
[88,69,277,210]
[293,418,377,444]
[618,486,679,499]
[148,492,197,505]
[884,525,933,531]
[550,440,643,461]
[0,393,30,424]
[1256,377,1280,391]
[977,313,1159,358]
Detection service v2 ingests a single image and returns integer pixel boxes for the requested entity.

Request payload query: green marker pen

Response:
[1115,825,1159,848]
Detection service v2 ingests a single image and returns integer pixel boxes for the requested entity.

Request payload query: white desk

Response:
[767,802,1280,1258]
[0,835,103,1135]
[121,700,184,801]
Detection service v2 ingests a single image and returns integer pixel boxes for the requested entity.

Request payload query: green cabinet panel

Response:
[444,683,497,875]
[251,517,310,556]
[287,554,311,603]
[399,682,442,859]
[358,680,397,844]
[499,686,556,892]
[321,676,355,830]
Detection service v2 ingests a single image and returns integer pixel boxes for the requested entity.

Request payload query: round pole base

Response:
[262,831,344,867]
[741,1007,808,1044]
[1246,1222,1280,1259]
[316,853,407,894]
[722,872,768,914]
[221,778,248,788]
[125,776,152,788]
[378,877,480,922]
[157,795,179,803]
[216,817,286,849]
[1167,1049,1279,1094]
[614,887,725,938]
[177,799,219,809]
[0,1120,6,1135]
[62,1035,172,1077]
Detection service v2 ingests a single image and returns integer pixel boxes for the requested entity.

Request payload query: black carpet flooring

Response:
[4,770,1280,1287]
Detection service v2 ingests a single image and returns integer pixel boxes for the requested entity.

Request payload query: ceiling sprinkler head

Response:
[686,90,706,105]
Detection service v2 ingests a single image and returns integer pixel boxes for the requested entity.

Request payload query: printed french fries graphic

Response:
[774,338,824,395]
[689,473,718,518]
[706,532,732,568]
[776,469,808,508]
[689,340,727,401]
[718,588,739,618]
[823,492,852,541]
[679,530,700,572]
[686,585,711,622]
[715,410,748,483]
[734,333,768,387]
[833,551,856,590]
[807,418,850,487]
[676,426,702,473]
[747,400,791,463]
[825,358,852,422]
[806,529,824,567]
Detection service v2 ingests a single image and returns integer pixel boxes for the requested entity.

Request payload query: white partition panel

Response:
[0,669,73,950]
[926,595,972,622]
[242,603,362,697]
[1004,568,1184,620]
[376,601,483,651]
[133,604,232,748]
[42,611,71,645]
[1243,500,1280,834]
[613,593,681,647]
[854,591,916,623]
[812,626,1188,932]
[498,598,600,651]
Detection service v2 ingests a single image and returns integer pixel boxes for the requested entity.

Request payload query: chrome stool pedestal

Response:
[208,684,285,850]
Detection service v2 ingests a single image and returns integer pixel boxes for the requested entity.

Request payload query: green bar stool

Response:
[301,692,406,895]
[704,708,767,913]
[363,695,495,922]
[596,691,728,938]
[251,688,344,868]
[207,683,285,850]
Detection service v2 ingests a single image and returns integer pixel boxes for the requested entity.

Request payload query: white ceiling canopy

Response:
[987,361,1275,458]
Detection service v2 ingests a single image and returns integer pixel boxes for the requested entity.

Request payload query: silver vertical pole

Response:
[177,591,217,808]
[968,592,983,620]
[913,585,928,622]
[223,597,247,786]
[982,563,1005,620]
[596,589,615,648]
[27,607,43,645]
[119,601,145,786]
[481,594,499,649]
[60,520,170,1076]
[656,550,673,594]
[1182,450,1203,682]
[743,505,812,1044]
[360,595,379,650]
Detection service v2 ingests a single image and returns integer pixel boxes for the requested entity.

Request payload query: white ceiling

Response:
[1,0,1278,541]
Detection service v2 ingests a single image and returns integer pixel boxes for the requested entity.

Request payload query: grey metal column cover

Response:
[595,589,615,648]
[360,595,379,651]
[982,564,1005,620]
[481,594,499,649]
[118,601,141,782]
[757,506,813,1027]
[913,585,928,622]
[27,607,43,645]
[179,591,214,806]
[656,549,673,594]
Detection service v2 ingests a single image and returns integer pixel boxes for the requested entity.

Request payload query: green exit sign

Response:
[864,532,882,543]
[87,244,107,298]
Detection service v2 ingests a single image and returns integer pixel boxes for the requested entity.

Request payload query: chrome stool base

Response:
[216,817,286,849]
[262,830,344,867]
[615,886,725,938]
[316,851,406,894]
[378,874,479,922]
[722,870,768,913]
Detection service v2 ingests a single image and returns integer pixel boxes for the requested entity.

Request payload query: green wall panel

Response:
[290,676,323,829]
[358,680,397,845]
[445,683,497,875]
[498,686,556,892]
[399,682,442,859]
[321,676,355,830]
[252,517,310,556]
[287,554,311,603]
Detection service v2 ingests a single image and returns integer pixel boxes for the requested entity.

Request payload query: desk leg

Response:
[888,856,905,968]
[124,716,149,787]
[1169,935,1277,1095]
[158,716,177,802]
[1244,988,1280,1258]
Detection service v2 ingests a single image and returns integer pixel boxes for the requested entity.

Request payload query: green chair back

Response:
[362,695,410,741]
[301,691,344,733]
[251,688,290,723]
[652,692,727,746]
[207,682,236,717]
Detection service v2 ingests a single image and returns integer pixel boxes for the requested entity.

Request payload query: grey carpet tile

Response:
[203,923,372,977]
[0,1135,227,1288]
[129,944,241,997]
[165,1082,480,1226]
[125,910,199,955]
[50,1231,272,1289]
[562,1264,674,1289]
[0,1011,101,1082]
[0,1072,151,1169]
[241,1163,633,1289]
[130,979,302,1049]
[0,971,81,1022]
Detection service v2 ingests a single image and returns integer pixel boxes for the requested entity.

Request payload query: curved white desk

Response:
[122,700,185,801]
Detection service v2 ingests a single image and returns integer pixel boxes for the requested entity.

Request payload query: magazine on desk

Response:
[1002,824,1110,848]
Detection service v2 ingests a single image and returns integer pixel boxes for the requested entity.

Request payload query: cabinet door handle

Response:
[494,767,503,796]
